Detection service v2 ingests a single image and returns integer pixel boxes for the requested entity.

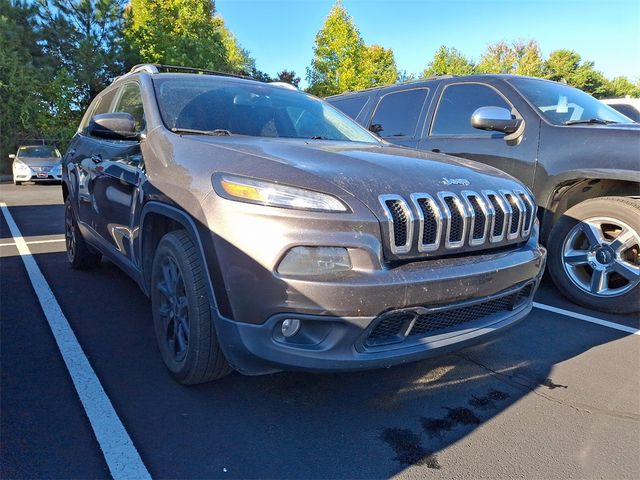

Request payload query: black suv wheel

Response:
[65,198,102,269]
[548,197,640,314]
[151,230,232,384]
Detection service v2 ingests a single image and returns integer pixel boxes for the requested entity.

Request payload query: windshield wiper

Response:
[565,118,619,125]
[171,128,232,136]
[309,135,330,140]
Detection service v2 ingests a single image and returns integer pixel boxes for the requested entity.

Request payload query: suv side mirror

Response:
[87,112,139,140]
[9,154,15,159]
[471,106,522,134]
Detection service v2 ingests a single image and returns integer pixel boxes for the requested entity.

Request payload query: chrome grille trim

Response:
[516,190,536,237]
[379,194,414,254]
[410,193,442,252]
[481,190,507,243]
[380,189,534,256]
[438,192,469,249]
[501,190,524,241]
[462,190,490,246]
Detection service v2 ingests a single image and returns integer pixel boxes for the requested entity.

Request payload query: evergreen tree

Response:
[276,70,301,87]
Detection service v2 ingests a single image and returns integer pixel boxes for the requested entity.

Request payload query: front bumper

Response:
[214,238,546,375]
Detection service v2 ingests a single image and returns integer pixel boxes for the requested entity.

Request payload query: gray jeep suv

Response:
[62,64,546,384]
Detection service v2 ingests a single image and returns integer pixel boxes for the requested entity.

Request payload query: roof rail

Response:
[111,63,253,84]
[326,74,457,98]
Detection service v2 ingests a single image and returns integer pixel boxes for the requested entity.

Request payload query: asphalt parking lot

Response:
[1,182,638,479]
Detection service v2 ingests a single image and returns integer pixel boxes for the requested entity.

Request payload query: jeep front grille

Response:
[379,189,535,256]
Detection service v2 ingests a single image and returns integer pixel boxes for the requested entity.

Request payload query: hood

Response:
[16,157,61,167]
[188,136,527,207]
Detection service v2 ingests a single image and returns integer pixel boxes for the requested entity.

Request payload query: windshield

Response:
[152,76,379,143]
[18,146,61,158]
[509,77,633,126]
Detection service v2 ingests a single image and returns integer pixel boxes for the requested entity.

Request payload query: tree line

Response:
[1,0,638,172]
[307,2,640,98]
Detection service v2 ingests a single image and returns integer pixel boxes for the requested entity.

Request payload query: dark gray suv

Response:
[62,65,546,384]
[328,75,640,314]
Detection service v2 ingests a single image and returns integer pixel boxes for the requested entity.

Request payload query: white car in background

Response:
[601,98,640,122]
[10,145,63,185]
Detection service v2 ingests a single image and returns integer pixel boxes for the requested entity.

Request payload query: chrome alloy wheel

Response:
[562,216,640,297]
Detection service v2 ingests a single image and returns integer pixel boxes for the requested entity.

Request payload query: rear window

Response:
[369,88,429,138]
[151,76,378,143]
[330,96,368,120]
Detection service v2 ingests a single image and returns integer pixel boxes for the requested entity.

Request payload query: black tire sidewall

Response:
[548,197,640,314]
[150,232,214,383]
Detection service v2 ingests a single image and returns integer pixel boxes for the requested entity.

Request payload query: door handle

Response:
[432,148,440,153]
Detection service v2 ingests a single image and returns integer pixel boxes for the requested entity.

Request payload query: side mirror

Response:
[87,112,139,140]
[471,106,522,134]
[9,154,15,159]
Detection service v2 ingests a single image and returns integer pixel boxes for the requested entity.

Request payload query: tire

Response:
[64,198,102,270]
[548,196,640,314]
[151,230,232,384]
[13,178,22,185]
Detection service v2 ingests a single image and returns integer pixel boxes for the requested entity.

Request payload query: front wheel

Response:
[151,230,232,384]
[548,197,640,314]
[65,198,102,270]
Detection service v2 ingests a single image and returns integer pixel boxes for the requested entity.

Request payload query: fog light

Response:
[281,319,301,338]
[277,246,352,276]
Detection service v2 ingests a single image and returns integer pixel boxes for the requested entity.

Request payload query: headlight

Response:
[214,174,348,212]
[14,160,30,172]
[278,246,352,276]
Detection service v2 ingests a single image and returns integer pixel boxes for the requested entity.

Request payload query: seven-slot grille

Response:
[379,189,535,255]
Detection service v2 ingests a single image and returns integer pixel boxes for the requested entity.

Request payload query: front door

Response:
[418,82,539,189]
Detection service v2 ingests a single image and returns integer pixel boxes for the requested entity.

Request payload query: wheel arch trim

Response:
[139,201,234,319]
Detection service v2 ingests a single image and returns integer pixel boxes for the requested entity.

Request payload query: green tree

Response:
[36,0,125,107]
[544,49,608,96]
[219,17,254,74]
[544,49,581,82]
[476,41,517,74]
[124,0,226,70]
[361,44,398,87]
[604,76,640,98]
[422,45,475,77]
[276,70,301,87]
[306,1,365,96]
[0,0,42,172]
[513,40,544,77]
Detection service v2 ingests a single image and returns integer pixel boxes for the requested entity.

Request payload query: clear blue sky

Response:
[216,0,640,87]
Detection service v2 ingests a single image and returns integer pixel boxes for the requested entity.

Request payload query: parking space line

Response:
[0,238,65,247]
[533,302,639,335]
[0,202,151,480]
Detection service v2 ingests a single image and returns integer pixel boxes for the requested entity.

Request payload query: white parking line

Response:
[0,238,65,247]
[533,302,640,335]
[0,203,151,480]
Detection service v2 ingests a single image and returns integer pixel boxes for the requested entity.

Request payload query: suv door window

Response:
[431,83,511,136]
[114,83,146,132]
[369,88,429,138]
[331,96,368,120]
[81,88,118,132]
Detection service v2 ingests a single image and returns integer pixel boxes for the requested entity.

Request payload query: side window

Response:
[331,96,368,120]
[81,88,118,131]
[369,88,429,138]
[431,83,511,136]
[114,83,146,133]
